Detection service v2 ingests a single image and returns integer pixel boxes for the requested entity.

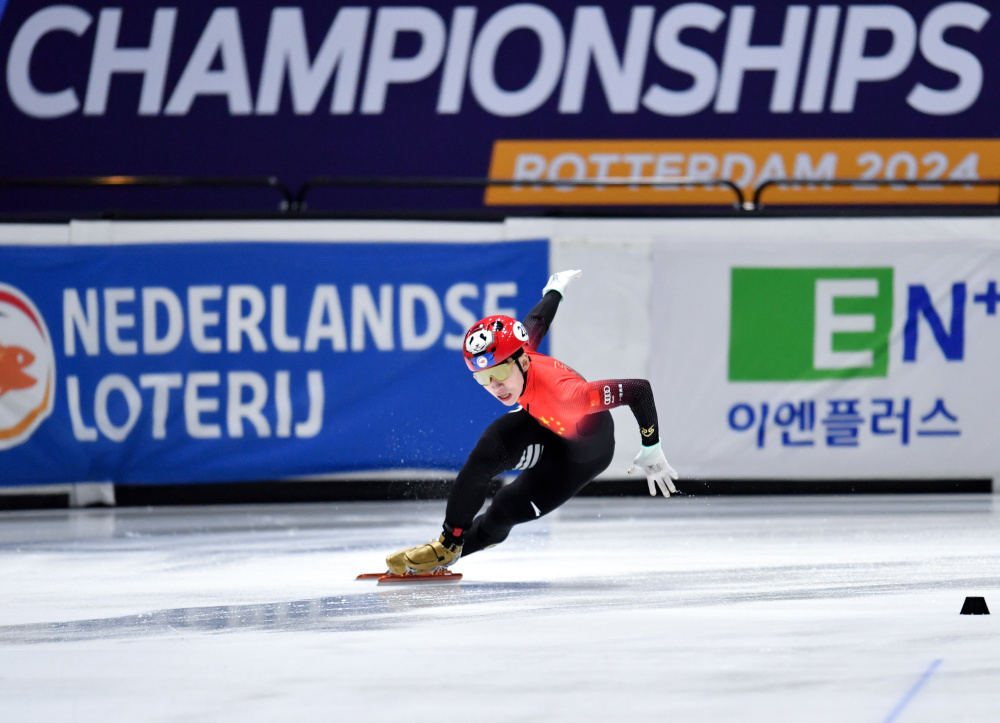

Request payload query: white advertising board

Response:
[5,217,997,486]
[651,219,1000,480]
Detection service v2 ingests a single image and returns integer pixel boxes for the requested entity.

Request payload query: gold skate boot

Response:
[386,535,462,575]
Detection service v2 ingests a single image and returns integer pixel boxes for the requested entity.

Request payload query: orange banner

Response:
[485,139,1000,206]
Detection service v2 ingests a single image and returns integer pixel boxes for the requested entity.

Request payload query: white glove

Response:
[628,442,679,497]
[543,269,582,298]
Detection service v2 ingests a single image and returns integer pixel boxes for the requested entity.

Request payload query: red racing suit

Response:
[443,290,663,556]
[518,350,660,445]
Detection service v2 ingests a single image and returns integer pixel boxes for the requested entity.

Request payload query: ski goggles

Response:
[472,358,517,385]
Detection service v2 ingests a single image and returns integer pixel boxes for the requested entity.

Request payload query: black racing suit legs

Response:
[444,409,615,556]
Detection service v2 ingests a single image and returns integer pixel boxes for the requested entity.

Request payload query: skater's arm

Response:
[523,270,582,351]
[580,378,678,495]
[523,291,561,351]
[569,376,678,496]
[582,378,660,445]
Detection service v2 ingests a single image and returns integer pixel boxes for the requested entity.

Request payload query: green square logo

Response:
[729,267,894,381]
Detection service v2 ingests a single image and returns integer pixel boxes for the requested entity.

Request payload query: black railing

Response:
[0,175,297,210]
[295,175,745,210]
[3,174,1000,217]
[752,178,1000,209]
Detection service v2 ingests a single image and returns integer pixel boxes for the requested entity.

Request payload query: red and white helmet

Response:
[463,315,529,371]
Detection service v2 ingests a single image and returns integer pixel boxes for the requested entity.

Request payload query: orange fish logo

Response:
[0,343,37,396]
[0,284,55,450]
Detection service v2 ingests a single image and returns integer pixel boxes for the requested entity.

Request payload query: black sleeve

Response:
[585,378,661,446]
[523,290,561,351]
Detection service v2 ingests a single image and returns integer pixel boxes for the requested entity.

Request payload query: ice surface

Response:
[1,494,998,722]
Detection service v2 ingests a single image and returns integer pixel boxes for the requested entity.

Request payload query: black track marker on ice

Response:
[881,658,943,723]
[960,596,989,615]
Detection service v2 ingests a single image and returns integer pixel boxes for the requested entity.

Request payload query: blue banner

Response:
[0,240,549,485]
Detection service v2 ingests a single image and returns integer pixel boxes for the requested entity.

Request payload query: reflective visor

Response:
[472,358,516,385]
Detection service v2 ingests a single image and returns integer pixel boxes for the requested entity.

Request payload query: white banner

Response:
[6,217,998,484]
[651,219,1000,480]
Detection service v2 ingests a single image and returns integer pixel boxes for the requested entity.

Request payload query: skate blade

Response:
[356,571,463,584]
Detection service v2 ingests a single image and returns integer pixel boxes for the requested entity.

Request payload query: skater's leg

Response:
[444,410,550,534]
[462,428,614,556]
[461,472,554,555]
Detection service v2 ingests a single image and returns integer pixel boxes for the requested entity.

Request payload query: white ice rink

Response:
[1,494,998,722]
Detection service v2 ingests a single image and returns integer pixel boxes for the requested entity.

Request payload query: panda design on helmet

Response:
[465,328,494,356]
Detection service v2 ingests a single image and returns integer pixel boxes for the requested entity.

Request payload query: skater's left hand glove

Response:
[628,442,679,497]
[543,269,582,298]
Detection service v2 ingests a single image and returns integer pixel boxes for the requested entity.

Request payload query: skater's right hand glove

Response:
[628,442,679,497]
[543,269,582,298]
